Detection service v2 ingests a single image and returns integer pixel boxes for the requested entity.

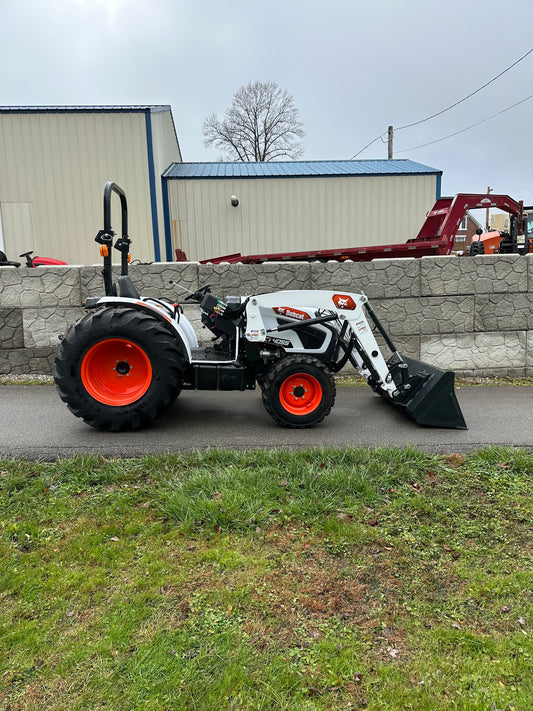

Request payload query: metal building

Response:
[162,160,442,262]
[0,106,181,265]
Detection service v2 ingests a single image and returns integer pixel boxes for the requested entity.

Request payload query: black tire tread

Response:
[54,307,185,431]
[260,354,336,428]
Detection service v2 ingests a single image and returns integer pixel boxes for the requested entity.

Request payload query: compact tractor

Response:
[54,182,466,432]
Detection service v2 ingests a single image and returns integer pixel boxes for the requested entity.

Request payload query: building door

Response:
[0,203,35,258]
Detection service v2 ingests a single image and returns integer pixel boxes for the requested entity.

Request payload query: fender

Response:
[84,296,197,361]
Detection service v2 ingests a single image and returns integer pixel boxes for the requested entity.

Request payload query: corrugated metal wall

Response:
[167,174,438,261]
[0,110,179,265]
[149,110,182,260]
[0,203,34,255]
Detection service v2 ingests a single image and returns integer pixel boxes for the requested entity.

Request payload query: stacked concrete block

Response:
[419,255,531,377]
[0,309,24,350]
[80,262,200,300]
[0,266,83,374]
[198,261,312,296]
[311,258,421,299]
[421,332,527,374]
[0,254,532,376]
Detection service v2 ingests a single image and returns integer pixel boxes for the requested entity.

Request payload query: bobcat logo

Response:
[332,294,356,310]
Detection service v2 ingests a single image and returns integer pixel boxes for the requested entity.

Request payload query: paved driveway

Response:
[0,384,532,459]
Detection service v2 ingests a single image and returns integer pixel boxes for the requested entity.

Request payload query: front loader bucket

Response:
[388,355,467,430]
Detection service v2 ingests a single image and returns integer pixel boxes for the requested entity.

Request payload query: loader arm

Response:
[245,290,397,396]
[245,290,466,429]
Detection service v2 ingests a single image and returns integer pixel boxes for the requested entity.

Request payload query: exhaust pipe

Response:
[387,354,467,430]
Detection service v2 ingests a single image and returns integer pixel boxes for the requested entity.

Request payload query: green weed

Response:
[0,447,531,710]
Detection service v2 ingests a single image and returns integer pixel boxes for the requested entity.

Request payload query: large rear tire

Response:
[261,355,336,428]
[54,307,185,431]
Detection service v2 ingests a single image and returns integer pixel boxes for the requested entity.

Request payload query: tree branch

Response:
[202,80,305,161]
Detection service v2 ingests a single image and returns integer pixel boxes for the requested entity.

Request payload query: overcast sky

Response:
[2,0,533,206]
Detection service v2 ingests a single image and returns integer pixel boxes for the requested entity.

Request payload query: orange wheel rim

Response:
[81,338,152,406]
[279,373,323,415]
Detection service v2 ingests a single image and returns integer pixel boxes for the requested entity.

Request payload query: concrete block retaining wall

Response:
[1,254,532,377]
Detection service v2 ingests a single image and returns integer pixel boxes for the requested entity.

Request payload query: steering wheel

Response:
[185,283,211,301]
[19,250,35,267]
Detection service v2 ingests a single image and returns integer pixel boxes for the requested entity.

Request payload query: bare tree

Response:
[202,80,305,161]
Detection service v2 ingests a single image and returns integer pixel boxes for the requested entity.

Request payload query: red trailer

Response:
[184,193,525,264]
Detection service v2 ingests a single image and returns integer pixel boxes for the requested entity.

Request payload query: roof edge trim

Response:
[0,105,172,114]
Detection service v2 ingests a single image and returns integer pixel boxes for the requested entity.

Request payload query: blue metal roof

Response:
[163,159,441,179]
[0,105,172,114]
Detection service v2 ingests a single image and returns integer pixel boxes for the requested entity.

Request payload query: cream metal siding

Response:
[148,109,182,260]
[167,174,438,262]
[0,203,34,255]
[0,108,181,264]
[151,110,182,173]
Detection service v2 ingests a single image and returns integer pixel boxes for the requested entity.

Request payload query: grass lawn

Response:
[0,446,531,710]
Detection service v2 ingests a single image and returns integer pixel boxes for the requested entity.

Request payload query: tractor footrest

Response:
[191,348,235,363]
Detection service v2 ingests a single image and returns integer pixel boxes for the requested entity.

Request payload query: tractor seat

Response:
[118,275,141,299]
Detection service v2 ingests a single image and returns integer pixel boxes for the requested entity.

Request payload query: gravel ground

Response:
[0,374,55,385]
[1,374,532,387]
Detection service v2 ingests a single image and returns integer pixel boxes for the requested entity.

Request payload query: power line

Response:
[350,47,533,159]
[395,93,533,153]
[396,47,533,131]
[350,133,386,159]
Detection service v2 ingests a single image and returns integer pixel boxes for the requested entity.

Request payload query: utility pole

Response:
[388,126,394,159]
[486,186,492,231]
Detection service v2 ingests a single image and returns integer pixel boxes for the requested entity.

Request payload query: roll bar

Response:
[95,181,132,296]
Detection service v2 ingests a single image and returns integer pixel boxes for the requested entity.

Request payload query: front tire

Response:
[54,307,185,431]
[260,355,336,428]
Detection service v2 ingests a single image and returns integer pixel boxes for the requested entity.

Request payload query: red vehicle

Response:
[0,250,67,268]
[185,193,526,264]
[468,205,533,256]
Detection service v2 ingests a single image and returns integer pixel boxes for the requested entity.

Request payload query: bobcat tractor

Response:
[54,182,467,432]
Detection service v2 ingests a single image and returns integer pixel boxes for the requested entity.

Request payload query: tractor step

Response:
[191,347,235,363]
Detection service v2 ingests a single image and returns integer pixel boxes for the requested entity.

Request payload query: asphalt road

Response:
[0,384,532,459]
